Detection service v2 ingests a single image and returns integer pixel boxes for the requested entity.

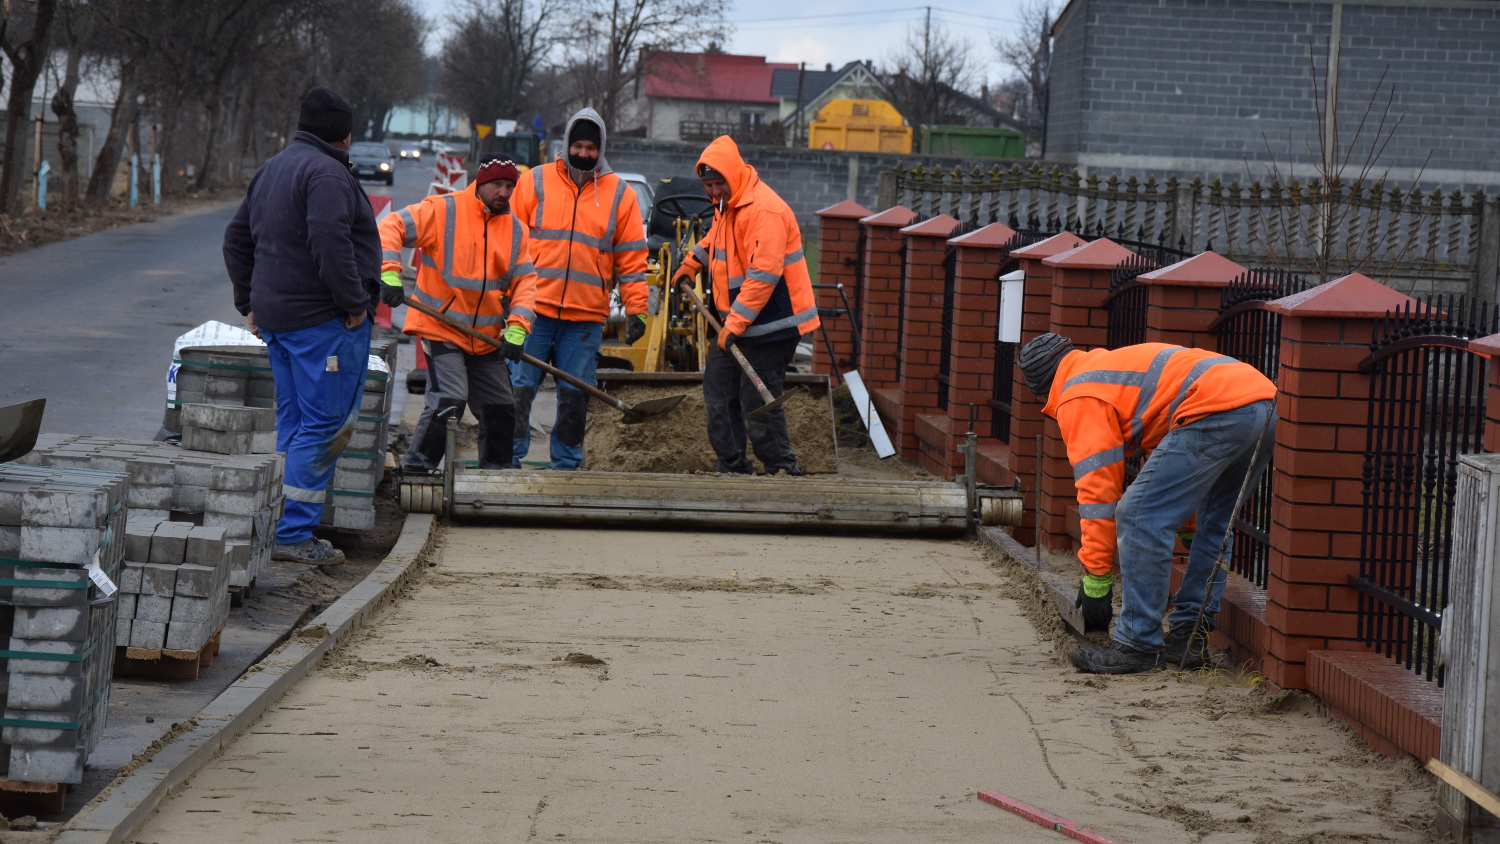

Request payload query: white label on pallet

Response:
[87,551,118,597]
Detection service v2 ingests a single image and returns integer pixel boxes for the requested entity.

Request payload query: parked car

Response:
[398,143,422,160]
[348,142,394,185]
[617,172,654,226]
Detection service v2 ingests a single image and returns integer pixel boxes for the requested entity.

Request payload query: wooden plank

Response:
[1428,759,1500,820]
[0,780,68,815]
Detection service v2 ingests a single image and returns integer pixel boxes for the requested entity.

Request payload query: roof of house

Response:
[642,51,794,104]
[769,61,869,102]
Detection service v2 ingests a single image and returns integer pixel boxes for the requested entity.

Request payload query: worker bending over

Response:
[508,108,648,470]
[1018,334,1276,674]
[223,86,378,567]
[673,135,819,475]
[379,158,538,471]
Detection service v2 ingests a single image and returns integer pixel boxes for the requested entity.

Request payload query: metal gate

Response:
[1104,254,1160,350]
[1356,295,1495,682]
[1210,268,1309,587]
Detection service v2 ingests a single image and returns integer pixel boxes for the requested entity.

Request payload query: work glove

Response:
[717,329,734,351]
[379,270,405,308]
[625,314,648,344]
[1074,572,1114,633]
[502,324,527,362]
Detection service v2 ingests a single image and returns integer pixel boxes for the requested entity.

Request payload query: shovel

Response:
[402,297,685,424]
[676,281,800,417]
[0,399,45,464]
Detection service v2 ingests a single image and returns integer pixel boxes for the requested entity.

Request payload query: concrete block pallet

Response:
[17,437,284,599]
[320,336,397,535]
[0,462,128,802]
[111,518,231,679]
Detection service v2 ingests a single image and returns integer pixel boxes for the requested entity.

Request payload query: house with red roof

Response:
[634,50,795,145]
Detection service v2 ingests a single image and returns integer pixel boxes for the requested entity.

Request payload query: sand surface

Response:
[131,526,1436,843]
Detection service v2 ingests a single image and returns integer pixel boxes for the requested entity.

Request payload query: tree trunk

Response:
[49,40,84,211]
[85,59,140,202]
[0,0,59,214]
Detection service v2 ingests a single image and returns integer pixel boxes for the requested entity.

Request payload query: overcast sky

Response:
[412,0,1033,85]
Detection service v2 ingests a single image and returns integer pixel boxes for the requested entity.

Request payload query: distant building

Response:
[771,61,889,146]
[636,51,794,145]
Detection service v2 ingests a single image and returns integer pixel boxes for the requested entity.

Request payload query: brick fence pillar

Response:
[1035,238,1141,550]
[940,222,1020,485]
[1005,232,1086,547]
[812,200,872,382]
[1261,273,1419,691]
[856,206,916,388]
[1476,333,1500,452]
[874,214,958,463]
[1137,251,1247,350]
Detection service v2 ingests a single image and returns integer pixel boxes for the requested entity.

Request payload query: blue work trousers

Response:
[261,316,370,544]
[509,315,602,470]
[1113,399,1276,651]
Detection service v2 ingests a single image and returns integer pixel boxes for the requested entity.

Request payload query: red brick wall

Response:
[1006,254,1059,546]
[1146,283,1225,350]
[891,223,953,463]
[1488,350,1500,452]
[811,203,870,382]
[856,207,915,388]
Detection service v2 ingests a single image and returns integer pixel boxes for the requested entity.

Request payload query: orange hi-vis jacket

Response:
[676,136,819,344]
[1041,343,1277,577]
[379,184,538,356]
[509,158,648,324]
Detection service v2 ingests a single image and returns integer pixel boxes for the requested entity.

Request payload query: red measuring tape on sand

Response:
[978,791,1124,844]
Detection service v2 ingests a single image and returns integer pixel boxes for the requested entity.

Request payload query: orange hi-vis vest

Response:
[677,136,819,344]
[509,159,648,324]
[379,184,538,356]
[1042,343,1277,577]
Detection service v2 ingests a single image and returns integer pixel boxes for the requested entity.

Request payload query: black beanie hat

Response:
[697,163,724,181]
[298,86,354,144]
[569,119,602,146]
[1018,332,1075,399]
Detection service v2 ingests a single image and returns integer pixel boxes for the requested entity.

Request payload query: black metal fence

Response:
[1104,254,1161,350]
[1212,268,1310,588]
[1355,295,1496,683]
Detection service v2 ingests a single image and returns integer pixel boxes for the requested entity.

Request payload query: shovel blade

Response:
[748,385,805,418]
[0,399,46,464]
[620,394,686,424]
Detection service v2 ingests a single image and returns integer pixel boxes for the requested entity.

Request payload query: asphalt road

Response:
[0,157,430,439]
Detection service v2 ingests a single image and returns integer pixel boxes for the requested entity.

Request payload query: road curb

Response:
[977,525,1086,634]
[55,512,438,844]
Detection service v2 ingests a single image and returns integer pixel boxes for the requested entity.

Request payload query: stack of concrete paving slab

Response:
[321,336,397,533]
[116,518,231,654]
[17,437,283,593]
[0,462,127,785]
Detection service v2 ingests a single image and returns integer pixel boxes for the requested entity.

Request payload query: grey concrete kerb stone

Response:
[54,513,438,844]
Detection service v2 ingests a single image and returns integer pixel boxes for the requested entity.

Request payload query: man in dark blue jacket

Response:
[223,86,380,566]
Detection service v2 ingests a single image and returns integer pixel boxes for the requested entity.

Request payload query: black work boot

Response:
[1070,639,1162,675]
[1164,623,1213,671]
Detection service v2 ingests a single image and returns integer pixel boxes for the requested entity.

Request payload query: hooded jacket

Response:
[508,108,648,324]
[379,182,538,355]
[676,136,819,345]
[1041,343,1277,577]
[224,131,380,332]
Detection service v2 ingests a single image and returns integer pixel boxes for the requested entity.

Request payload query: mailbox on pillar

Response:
[997,270,1024,343]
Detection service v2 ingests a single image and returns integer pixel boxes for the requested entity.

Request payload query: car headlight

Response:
[380,162,390,171]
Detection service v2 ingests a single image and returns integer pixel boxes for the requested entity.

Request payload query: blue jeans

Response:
[509,315,602,470]
[261,316,371,544]
[1113,399,1276,651]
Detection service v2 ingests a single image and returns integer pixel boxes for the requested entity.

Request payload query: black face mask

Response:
[567,153,597,171]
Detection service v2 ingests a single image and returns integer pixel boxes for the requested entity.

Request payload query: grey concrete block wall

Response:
[1046,0,1500,187]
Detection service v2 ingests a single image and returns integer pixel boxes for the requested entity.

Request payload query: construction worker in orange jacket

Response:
[378,158,538,471]
[1018,334,1276,675]
[672,135,820,475]
[507,108,648,470]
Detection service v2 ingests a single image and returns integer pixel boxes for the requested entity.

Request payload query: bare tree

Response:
[323,0,425,142]
[46,0,91,210]
[884,9,975,130]
[558,0,729,131]
[440,0,556,140]
[0,0,58,214]
[993,0,1052,145]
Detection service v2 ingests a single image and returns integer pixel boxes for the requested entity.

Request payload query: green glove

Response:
[381,270,403,287]
[625,313,648,344]
[1081,572,1113,599]
[1075,572,1114,633]
[378,270,405,307]
[501,324,527,361]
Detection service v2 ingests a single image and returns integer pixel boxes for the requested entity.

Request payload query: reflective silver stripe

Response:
[510,305,536,322]
[536,266,605,288]
[283,484,325,504]
[1129,348,1182,454]
[613,238,648,253]
[531,227,612,252]
[1166,356,1238,425]
[510,217,524,277]
[411,285,509,327]
[421,253,440,271]
[1073,445,1125,480]
[785,247,805,265]
[510,261,536,276]
[397,208,418,248]
[617,272,646,285]
[602,181,626,246]
[1078,502,1117,519]
[1065,370,1146,389]
[714,248,727,261]
[740,306,819,337]
[732,300,760,321]
[746,267,781,285]
[691,245,709,265]
[531,167,547,229]
[727,274,746,291]
[442,196,458,290]
[468,313,507,327]
[381,249,402,262]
